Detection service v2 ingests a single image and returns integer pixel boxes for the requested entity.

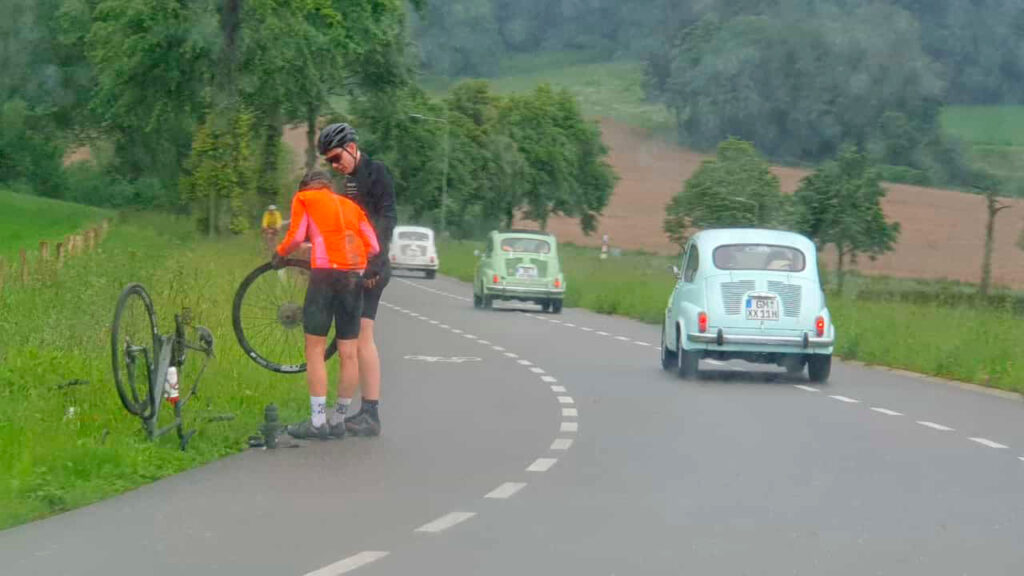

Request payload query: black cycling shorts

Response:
[304,269,364,340]
[361,264,391,321]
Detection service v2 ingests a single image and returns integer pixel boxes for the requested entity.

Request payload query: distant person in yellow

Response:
[261,204,283,254]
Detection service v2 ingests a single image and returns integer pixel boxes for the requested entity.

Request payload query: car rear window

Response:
[712,244,806,272]
[397,231,431,242]
[500,237,551,254]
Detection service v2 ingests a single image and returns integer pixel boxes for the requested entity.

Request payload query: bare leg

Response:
[304,334,328,397]
[336,338,360,401]
[357,318,381,401]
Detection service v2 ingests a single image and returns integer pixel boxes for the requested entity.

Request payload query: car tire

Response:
[426,270,436,280]
[551,300,563,314]
[660,327,677,370]
[808,355,832,383]
[541,301,551,312]
[483,295,493,309]
[473,289,482,309]
[676,333,699,379]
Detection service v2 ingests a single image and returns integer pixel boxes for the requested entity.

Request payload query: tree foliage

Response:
[793,146,901,287]
[663,138,783,249]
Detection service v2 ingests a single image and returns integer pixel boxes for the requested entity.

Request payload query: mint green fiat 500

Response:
[661,229,835,382]
[473,230,566,313]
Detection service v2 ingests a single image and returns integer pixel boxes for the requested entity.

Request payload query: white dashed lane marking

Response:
[917,421,955,432]
[504,352,519,358]
[561,422,579,432]
[561,408,578,417]
[541,376,558,383]
[557,396,575,404]
[517,359,533,366]
[530,367,546,374]
[415,512,476,533]
[550,385,567,392]
[970,437,1009,449]
[793,385,820,392]
[871,408,904,416]
[485,482,527,500]
[527,458,558,472]
[303,551,390,576]
[829,395,861,404]
[551,438,574,450]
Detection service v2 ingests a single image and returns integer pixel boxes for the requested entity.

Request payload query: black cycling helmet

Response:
[317,123,358,156]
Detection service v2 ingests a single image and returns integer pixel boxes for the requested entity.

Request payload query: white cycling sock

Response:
[329,398,353,425]
[310,396,327,427]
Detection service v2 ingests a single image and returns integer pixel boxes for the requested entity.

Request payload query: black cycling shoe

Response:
[286,419,330,440]
[345,412,381,437]
[328,418,347,439]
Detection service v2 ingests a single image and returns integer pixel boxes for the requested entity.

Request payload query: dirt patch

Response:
[543,119,1024,288]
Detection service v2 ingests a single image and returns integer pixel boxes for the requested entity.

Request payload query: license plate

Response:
[745,295,780,321]
[515,266,538,279]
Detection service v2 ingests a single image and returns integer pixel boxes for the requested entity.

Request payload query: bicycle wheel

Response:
[111,283,158,416]
[232,260,338,373]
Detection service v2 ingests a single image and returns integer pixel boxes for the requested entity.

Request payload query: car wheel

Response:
[483,295,493,309]
[473,293,482,309]
[676,332,699,379]
[426,270,436,280]
[808,355,832,383]
[541,301,551,312]
[551,300,563,314]
[660,326,677,370]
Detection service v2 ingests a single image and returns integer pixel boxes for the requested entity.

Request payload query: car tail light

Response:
[429,256,435,263]
[815,316,825,337]
[390,254,396,262]
[698,311,708,333]
[554,278,561,288]
[492,274,500,284]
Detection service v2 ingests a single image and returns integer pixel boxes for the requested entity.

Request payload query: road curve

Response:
[2,272,1024,575]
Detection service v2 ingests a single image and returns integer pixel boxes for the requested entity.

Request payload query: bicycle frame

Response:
[142,313,214,450]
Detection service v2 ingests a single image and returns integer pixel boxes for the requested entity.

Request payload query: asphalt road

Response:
[3,273,1024,575]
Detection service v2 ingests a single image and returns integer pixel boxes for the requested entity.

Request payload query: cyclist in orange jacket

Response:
[273,170,380,440]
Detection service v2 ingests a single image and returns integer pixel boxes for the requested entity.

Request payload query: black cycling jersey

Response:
[342,153,397,277]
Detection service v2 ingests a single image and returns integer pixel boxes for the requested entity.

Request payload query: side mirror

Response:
[670,265,681,279]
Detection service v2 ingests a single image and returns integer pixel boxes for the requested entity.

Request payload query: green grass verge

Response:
[440,240,1023,394]
[422,55,674,137]
[0,213,323,529]
[0,189,112,263]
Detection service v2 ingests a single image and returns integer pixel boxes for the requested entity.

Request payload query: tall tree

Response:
[663,138,783,249]
[793,146,901,291]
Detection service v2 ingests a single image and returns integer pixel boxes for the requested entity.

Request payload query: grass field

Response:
[422,54,674,137]
[439,239,1023,394]
[0,189,112,263]
[0,212,324,529]
[941,105,1024,196]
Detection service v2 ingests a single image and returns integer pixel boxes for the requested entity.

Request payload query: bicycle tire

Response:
[232,260,338,373]
[111,283,158,416]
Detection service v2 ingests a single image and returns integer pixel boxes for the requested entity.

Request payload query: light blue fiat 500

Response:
[660,229,835,382]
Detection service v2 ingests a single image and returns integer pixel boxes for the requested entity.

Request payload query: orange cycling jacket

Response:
[276,186,380,271]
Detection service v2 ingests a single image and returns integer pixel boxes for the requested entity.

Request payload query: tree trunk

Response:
[257,111,283,203]
[836,245,846,293]
[305,102,318,172]
[207,189,216,238]
[980,191,1010,297]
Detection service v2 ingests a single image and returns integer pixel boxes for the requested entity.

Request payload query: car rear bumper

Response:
[688,330,834,349]
[484,285,564,299]
[392,261,438,271]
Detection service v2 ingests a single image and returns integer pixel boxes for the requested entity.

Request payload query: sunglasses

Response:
[325,153,344,165]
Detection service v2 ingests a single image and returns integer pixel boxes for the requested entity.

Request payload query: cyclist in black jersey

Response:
[318,123,397,436]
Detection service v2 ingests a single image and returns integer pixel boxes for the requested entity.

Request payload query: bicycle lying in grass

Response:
[111,283,216,450]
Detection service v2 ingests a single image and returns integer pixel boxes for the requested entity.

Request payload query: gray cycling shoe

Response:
[345,412,381,437]
[286,419,330,440]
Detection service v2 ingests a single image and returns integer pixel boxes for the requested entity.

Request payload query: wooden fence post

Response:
[86,229,95,252]
[19,248,29,284]
[39,241,50,262]
[56,242,65,269]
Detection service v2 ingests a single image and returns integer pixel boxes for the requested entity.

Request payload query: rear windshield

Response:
[397,231,431,242]
[501,237,551,254]
[712,244,806,272]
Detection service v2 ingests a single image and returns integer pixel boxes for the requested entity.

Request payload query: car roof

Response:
[692,228,816,252]
[394,225,434,234]
[494,229,556,238]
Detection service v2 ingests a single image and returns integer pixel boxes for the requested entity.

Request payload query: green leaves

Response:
[793,146,901,284]
[663,138,783,249]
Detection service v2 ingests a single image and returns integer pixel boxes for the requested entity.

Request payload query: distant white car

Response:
[389,225,439,279]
